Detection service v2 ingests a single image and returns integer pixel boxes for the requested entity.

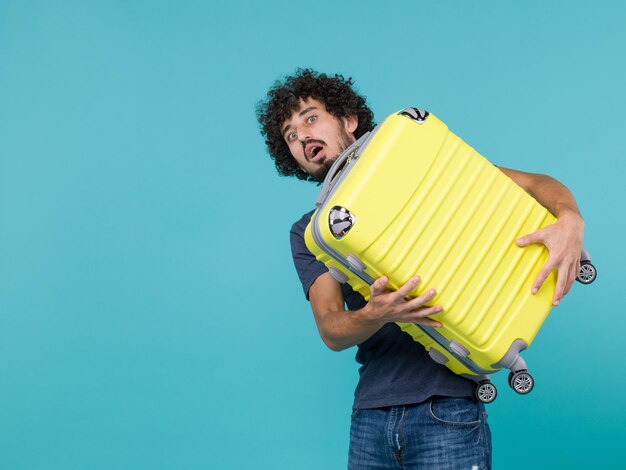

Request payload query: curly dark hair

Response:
[256,68,375,182]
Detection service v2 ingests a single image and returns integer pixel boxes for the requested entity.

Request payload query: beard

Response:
[308,158,336,182]
[308,130,355,183]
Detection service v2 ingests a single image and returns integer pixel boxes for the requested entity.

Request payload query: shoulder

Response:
[290,209,317,238]
[289,209,328,299]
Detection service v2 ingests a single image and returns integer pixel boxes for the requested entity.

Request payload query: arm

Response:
[499,167,585,305]
[309,273,442,351]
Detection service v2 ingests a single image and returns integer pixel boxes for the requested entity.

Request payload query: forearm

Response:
[314,304,384,352]
[309,273,441,351]
[526,174,581,219]
[499,168,582,219]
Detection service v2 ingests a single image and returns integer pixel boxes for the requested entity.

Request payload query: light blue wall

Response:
[1,1,624,468]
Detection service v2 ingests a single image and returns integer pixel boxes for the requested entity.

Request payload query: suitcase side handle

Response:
[315,131,371,207]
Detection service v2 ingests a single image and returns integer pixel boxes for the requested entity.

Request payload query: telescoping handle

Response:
[315,131,371,207]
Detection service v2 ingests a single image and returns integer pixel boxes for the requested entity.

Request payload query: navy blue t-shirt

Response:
[290,210,475,409]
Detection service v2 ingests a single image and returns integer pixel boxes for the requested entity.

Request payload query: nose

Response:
[297,126,312,142]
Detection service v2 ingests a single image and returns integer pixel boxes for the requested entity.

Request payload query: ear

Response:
[342,114,358,134]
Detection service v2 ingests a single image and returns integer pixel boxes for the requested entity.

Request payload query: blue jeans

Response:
[348,397,491,469]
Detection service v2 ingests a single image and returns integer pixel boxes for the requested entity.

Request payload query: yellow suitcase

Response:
[305,108,595,403]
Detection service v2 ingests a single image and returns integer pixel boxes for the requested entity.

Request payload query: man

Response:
[257,69,584,469]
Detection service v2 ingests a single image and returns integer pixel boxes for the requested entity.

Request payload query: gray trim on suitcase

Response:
[428,348,449,365]
[419,326,494,375]
[491,339,529,372]
[316,131,374,207]
[460,373,490,384]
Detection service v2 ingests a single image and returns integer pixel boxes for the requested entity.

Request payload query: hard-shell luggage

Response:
[304,108,596,403]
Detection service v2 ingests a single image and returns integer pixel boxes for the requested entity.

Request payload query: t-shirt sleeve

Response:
[290,216,328,300]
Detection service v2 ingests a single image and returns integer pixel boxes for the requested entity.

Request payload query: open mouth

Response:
[305,141,325,162]
[311,146,323,159]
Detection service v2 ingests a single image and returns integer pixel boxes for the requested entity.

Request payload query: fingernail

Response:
[531,287,538,294]
[554,300,560,306]
[429,289,436,295]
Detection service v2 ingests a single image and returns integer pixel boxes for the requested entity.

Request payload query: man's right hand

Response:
[309,272,442,352]
[362,275,443,328]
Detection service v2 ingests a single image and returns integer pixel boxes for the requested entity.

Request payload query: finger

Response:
[553,266,570,306]
[553,266,576,305]
[532,262,554,295]
[563,277,575,297]
[370,276,388,297]
[401,305,443,322]
[413,318,443,328]
[516,228,545,247]
[396,276,421,298]
[564,259,581,296]
[563,268,578,296]
[404,288,437,310]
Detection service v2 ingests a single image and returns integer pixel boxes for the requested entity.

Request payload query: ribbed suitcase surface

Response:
[304,109,558,400]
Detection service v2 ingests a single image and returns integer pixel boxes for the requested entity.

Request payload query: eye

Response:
[307,115,317,124]
[287,131,297,142]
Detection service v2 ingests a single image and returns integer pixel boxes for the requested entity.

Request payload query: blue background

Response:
[1,1,625,468]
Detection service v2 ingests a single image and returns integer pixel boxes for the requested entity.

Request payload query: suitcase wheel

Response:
[475,381,497,404]
[508,370,534,395]
[576,261,597,284]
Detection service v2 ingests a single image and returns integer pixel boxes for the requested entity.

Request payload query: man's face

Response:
[281,98,358,182]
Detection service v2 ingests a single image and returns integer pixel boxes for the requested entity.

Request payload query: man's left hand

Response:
[516,211,585,306]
